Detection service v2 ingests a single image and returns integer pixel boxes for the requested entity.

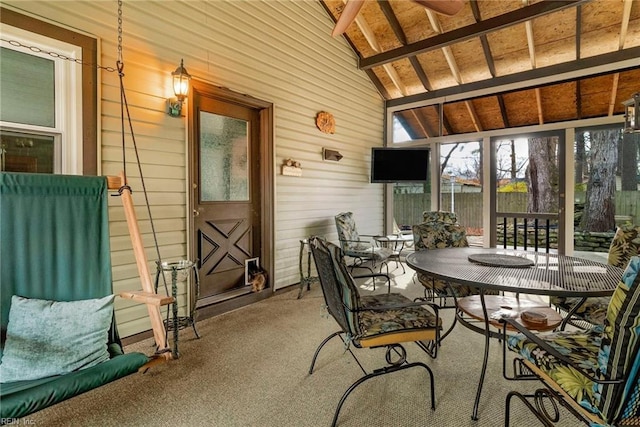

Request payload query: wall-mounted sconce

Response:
[622,92,639,133]
[323,148,343,162]
[167,59,192,117]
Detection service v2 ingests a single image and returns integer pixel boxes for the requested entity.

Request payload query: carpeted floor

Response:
[23,264,581,427]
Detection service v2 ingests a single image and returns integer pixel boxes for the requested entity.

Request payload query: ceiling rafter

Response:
[469,0,496,78]
[359,0,588,70]
[377,0,433,92]
[521,0,542,124]
[608,0,633,116]
[424,9,479,131]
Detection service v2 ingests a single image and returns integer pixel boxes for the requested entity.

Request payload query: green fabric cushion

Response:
[0,295,115,383]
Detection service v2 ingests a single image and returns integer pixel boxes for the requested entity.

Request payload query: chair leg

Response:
[505,389,558,427]
[309,331,343,374]
[331,361,436,427]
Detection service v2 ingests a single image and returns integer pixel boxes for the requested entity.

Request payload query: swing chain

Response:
[117,0,124,67]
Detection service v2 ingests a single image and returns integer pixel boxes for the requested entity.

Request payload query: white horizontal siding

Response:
[4,0,385,337]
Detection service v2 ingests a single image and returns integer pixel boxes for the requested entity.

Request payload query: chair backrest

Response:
[608,225,640,269]
[422,211,458,225]
[0,173,119,354]
[596,256,640,423]
[335,212,362,251]
[309,237,361,337]
[412,221,469,251]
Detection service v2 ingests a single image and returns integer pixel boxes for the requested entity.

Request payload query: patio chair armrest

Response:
[500,318,623,385]
[353,272,392,293]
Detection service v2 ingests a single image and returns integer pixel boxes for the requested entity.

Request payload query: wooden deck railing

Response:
[496,212,558,253]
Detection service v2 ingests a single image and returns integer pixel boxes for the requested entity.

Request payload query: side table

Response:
[298,239,318,299]
[155,259,200,358]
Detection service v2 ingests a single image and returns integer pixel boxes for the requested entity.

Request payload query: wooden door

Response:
[191,88,262,306]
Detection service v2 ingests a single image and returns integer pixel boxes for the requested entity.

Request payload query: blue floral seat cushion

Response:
[509,257,640,424]
[507,326,603,413]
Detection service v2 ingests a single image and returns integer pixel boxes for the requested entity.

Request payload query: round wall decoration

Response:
[316,111,335,134]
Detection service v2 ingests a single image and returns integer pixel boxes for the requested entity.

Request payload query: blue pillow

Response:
[0,294,115,383]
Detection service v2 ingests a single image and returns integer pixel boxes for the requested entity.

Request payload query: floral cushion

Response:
[335,212,361,250]
[412,221,485,298]
[550,296,610,325]
[550,225,640,326]
[607,225,640,269]
[509,257,640,424]
[413,222,468,250]
[507,326,603,413]
[358,293,440,339]
[422,211,458,225]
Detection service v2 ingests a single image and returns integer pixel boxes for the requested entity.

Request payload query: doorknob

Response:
[193,209,200,217]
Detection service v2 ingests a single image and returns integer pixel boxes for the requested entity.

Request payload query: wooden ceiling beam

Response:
[469,0,496,77]
[465,100,483,132]
[576,5,582,59]
[385,47,640,108]
[535,88,544,125]
[607,0,631,116]
[377,0,434,92]
[359,0,588,70]
[376,0,407,45]
[576,80,582,119]
[497,95,511,128]
[608,73,620,116]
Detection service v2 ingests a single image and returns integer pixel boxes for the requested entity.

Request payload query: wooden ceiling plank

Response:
[385,46,640,108]
[383,63,409,96]
[359,0,588,70]
[376,0,407,45]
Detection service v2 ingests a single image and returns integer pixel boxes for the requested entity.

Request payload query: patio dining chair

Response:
[551,224,640,330]
[501,256,640,427]
[334,212,392,273]
[413,212,499,304]
[307,236,441,427]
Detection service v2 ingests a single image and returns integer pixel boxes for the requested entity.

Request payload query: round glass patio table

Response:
[405,247,623,420]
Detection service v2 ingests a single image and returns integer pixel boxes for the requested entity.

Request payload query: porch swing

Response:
[0,1,177,419]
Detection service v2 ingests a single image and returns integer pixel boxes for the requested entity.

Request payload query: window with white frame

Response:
[0,9,95,174]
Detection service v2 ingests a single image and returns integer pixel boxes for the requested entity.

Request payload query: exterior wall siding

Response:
[3,0,385,337]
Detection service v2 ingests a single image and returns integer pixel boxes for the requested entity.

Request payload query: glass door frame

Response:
[488,130,567,254]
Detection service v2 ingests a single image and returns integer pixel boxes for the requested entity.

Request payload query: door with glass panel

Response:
[192,92,261,305]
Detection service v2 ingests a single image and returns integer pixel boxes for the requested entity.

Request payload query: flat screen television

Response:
[370,147,430,183]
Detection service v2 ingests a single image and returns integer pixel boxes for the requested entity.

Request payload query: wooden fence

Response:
[394,191,640,230]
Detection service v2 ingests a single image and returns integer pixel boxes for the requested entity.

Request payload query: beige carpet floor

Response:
[23,264,582,427]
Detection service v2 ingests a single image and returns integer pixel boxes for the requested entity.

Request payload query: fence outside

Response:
[394,191,640,231]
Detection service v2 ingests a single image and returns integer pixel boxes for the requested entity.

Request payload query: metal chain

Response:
[117,0,123,65]
[0,38,117,72]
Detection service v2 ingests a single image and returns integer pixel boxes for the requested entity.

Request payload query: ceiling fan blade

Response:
[332,0,366,37]
[412,0,464,16]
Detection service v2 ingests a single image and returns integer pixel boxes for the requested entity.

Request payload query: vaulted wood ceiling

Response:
[320,0,640,138]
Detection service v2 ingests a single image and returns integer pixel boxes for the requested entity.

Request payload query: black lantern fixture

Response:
[622,92,639,133]
[167,59,191,117]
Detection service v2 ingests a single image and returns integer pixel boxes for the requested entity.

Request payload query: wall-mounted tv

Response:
[370,147,430,183]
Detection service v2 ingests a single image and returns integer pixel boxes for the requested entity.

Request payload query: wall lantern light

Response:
[622,92,639,133]
[167,59,191,117]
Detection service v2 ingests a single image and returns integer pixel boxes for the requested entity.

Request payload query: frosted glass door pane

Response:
[0,47,55,127]
[200,111,249,202]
